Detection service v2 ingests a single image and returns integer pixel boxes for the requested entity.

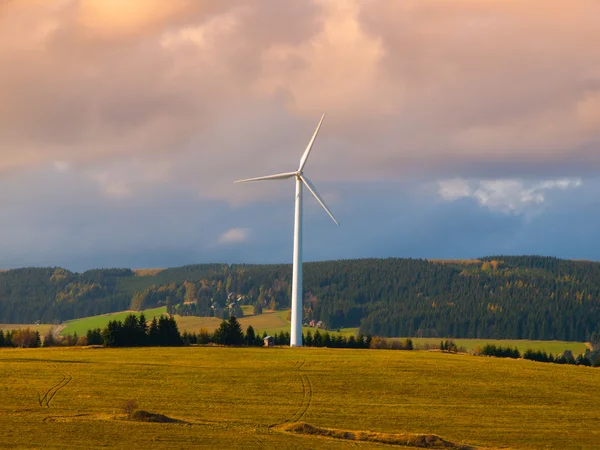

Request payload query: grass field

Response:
[0,346,598,449]
[407,337,589,355]
[173,309,359,338]
[61,307,167,336]
[170,309,290,334]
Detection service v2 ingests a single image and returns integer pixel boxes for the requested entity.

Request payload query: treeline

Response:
[522,349,599,367]
[103,314,375,349]
[2,315,374,349]
[0,329,41,348]
[2,256,600,342]
[480,344,521,359]
[101,314,183,347]
[478,343,600,367]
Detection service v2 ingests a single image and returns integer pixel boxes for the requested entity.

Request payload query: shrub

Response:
[123,399,139,418]
[575,354,592,367]
[197,328,211,345]
[370,337,413,350]
[11,329,41,348]
[370,337,388,349]
[523,349,551,363]
[398,338,413,350]
[562,350,576,365]
[441,340,458,353]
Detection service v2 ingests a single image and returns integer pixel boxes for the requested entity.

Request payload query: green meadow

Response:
[60,307,167,336]
[0,346,598,449]
[407,337,589,355]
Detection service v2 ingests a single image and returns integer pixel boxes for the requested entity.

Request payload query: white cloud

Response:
[438,177,583,214]
[438,178,471,201]
[218,227,249,244]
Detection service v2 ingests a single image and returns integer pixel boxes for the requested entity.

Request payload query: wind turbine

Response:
[235,114,339,347]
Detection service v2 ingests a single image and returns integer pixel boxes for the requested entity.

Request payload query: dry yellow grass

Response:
[173,310,288,333]
[0,346,598,449]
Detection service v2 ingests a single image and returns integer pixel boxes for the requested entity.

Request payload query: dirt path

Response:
[52,325,66,339]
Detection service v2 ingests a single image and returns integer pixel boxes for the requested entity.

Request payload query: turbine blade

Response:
[300,175,339,225]
[234,171,297,183]
[298,113,325,172]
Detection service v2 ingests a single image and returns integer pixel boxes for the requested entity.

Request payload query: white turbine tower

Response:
[235,114,338,347]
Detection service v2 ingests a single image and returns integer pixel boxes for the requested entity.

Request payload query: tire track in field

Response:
[288,373,312,423]
[38,366,72,407]
[45,374,72,406]
[274,359,313,426]
[38,374,66,407]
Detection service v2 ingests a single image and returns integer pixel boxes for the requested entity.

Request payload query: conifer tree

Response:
[213,320,229,345]
[304,330,313,346]
[245,325,256,346]
[139,313,148,336]
[148,317,160,346]
[227,316,244,346]
[313,330,322,347]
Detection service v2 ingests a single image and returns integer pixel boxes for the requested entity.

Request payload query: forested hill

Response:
[1,256,599,342]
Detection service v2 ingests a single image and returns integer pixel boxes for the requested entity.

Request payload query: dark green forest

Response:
[1,256,599,341]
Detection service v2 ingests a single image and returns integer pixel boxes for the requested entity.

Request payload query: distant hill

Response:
[0,256,599,342]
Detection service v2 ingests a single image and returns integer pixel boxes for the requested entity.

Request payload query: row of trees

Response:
[182,318,375,349]
[2,316,371,349]
[477,343,600,367]
[480,344,521,359]
[522,349,599,367]
[101,314,183,347]
[1,316,378,349]
[0,329,41,348]
[3,317,600,369]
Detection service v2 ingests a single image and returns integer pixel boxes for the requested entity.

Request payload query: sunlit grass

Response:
[0,346,597,449]
[61,307,166,336]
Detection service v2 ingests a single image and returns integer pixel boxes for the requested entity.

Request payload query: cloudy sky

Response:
[1,0,599,271]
